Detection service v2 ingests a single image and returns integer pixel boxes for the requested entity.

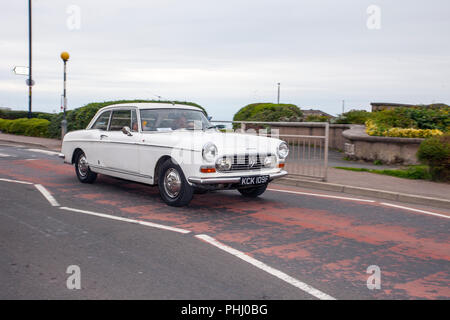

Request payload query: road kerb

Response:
[278,178,450,209]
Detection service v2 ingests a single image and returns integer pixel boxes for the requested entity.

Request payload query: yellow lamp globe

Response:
[60,51,70,61]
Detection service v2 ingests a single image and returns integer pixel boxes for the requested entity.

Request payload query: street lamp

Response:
[60,51,70,137]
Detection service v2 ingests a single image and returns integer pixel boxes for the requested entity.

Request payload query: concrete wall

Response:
[272,123,423,164]
[342,125,424,165]
[272,124,351,150]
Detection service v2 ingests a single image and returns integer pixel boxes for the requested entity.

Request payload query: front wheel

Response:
[238,183,268,198]
[158,159,194,207]
[74,151,97,183]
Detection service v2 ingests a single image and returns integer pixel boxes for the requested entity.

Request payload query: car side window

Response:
[109,110,132,131]
[131,109,138,132]
[91,111,111,130]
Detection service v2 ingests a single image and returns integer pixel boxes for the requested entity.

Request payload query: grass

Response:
[333,165,432,180]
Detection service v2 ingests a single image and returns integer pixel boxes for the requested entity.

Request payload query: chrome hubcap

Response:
[78,155,89,177]
[164,168,181,198]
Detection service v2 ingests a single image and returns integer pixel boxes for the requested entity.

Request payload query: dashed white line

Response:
[34,184,60,207]
[59,206,191,234]
[268,188,376,203]
[26,148,60,156]
[0,152,14,157]
[0,178,33,185]
[380,202,450,219]
[195,234,336,300]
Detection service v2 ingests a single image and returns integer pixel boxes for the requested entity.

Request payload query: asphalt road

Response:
[0,144,449,300]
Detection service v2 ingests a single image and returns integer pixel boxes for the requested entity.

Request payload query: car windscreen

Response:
[140,108,211,132]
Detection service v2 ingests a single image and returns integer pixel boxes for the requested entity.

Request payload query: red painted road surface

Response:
[1,156,449,299]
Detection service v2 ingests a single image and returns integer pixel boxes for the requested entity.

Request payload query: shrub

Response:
[417,134,450,181]
[0,109,53,121]
[0,118,50,137]
[366,119,444,138]
[334,110,371,124]
[370,106,449,131]
[233,103,302,122]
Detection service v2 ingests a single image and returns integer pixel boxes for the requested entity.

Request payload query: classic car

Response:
[60,103,288,206]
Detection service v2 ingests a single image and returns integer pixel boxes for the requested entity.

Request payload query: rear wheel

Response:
[74,151,97,183]
[238,183,268,198]
[158,159,194,207]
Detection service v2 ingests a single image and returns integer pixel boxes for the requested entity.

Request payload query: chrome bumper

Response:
[188,171,288,185]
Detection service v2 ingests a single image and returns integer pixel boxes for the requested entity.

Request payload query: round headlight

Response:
[264,155,275,168]
[277,142,289,159]
[202,142,218,162]
[216,157,232,171]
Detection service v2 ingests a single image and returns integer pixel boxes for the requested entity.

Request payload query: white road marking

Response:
[0,178,33,185]
[0,152,14,157]
[34,184,60,207]
[268,188,376,203]
[195,234,336,300]
[59,206,191,234]
[26,149,60,156]
[380,202,450,219]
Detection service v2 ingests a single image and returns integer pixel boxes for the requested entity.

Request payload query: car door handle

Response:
[100,134,108,139]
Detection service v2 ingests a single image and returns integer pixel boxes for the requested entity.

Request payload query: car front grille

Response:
[216,154,271,172]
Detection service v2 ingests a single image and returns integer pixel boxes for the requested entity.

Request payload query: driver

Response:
[173,113,194,130]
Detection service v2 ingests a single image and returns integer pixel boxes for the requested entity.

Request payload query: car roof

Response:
[98,103,203,112]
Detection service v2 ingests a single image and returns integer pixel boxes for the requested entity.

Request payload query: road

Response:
[0,143,449,299]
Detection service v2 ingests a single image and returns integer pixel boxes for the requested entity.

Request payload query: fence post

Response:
[323,123,329,181]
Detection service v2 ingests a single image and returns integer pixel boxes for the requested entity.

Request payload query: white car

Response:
[60,103,288,206]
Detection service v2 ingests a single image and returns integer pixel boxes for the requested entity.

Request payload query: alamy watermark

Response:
[66,5,81,30]
[367,5,381,30]
[66,265,81,290]
[366,265,381,290]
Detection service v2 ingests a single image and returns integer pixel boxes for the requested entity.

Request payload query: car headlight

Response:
[202,142,218,162]
[264,155,276,168]
[277,142,289,159]
[216,157,232,171]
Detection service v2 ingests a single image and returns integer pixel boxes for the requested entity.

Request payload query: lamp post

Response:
[60,51,70,137]
[277,82,281,104]
[28,0,32,118]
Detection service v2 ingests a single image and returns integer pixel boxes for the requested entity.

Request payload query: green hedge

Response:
[335,106,449,131]
[334,110,372,124]
[0,118,50,137]
[0,109,53,121]
[233,103,302,123]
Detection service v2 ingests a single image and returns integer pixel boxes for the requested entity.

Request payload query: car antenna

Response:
[148,92,177,106]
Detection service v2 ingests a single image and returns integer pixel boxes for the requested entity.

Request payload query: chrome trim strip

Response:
[188,171,287,185]
[58,153,65,159]
[64,140,200,152]
[90,165,152,179]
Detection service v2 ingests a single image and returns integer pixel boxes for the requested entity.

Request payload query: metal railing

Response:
[211,120,329,181]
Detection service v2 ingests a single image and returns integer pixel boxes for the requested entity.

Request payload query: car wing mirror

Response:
[122,126,132,136]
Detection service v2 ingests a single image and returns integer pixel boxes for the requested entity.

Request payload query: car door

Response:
[101,108,140,174]
[86,109,112,169]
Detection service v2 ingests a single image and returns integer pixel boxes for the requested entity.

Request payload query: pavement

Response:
[0,133,61,151]
[0,144,449,299]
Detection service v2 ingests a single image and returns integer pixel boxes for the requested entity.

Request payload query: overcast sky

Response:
[1,0,449,120]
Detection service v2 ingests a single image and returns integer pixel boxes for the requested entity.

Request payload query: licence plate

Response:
[240,175,269,185]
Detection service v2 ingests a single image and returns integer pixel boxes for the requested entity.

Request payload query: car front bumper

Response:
[188,170,288,185]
